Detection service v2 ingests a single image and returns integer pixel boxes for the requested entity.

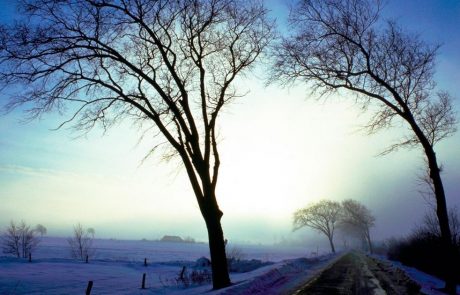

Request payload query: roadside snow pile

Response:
[215,254,337,295]
[374,255,460,295]
[392,262,460,295]
[228,258,273,273]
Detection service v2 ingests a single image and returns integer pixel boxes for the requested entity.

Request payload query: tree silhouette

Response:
[2,221,21,258]
[35,224,47,236]
[339,199,375,254]
[293,200,342,253]
[0,0,273,288]
[68,223,94,262]
[274,0,457,292]
[2,220,41,258]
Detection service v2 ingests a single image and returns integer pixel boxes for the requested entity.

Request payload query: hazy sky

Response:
[0,0,459,245]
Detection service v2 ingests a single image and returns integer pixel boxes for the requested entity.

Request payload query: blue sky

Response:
[0,0,459,244]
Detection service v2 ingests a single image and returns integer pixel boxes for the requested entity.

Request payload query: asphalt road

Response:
[292,251,422,295]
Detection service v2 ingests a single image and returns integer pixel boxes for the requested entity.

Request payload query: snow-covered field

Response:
[1,238,458,294]
[0,237,333,294]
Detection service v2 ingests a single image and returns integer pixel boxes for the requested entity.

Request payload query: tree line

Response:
[293,199,375,254]
[2,221,95,262]
[0,0,457,292]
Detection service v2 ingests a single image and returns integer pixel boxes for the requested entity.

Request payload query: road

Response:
[292,251,422,295]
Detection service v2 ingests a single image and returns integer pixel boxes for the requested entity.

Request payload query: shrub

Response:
[226,245,246,270]
[387,231,460,283]
[175,266,211,287]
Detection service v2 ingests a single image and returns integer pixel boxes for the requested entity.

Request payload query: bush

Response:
[387,209,460,283]
[226,246,246,271]
[387,232,460,283]
[175,266,211,287]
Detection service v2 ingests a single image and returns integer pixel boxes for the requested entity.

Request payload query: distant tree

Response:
[87,228,95,238]
[339,199,375,254]
[35,224,47,236]
[68,223,95,262]
[18,221,41,258]
[293,200,341,253]
[0,1,273,289]
[337,221,360,248]
[2,220,41,258]
[2,221,21,258]
[273,0,457,292]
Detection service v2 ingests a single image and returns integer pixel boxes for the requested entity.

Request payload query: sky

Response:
[0,0,459,245]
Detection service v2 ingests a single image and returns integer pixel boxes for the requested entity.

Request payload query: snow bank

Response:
[215,254,338,295]
[374,255,460,295]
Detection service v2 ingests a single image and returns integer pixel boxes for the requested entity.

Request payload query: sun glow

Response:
[215,85,366,220]
[0,78,406,242]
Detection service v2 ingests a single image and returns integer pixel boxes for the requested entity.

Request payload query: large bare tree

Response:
[293,200,342,253]
[274,0,457,292]
[0,0,273,288]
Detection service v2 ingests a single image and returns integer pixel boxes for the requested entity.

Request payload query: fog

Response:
[0,0,459,246]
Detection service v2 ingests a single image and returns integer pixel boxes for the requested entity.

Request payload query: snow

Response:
[4,238,456,294]
[0,237,333,294]
[215,255,338,295]
[374,255,460,295]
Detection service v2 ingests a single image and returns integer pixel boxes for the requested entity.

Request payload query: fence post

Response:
[86,281,93,295]
[86,255,89,263]
[141,273,146,289]
[179,266,186,280]
[144,258,147,266]
[28,253,32,262]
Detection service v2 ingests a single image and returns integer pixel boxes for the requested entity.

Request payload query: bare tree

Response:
[339,199,375,254]
[18,221,40,258]
[273,0,457,292]
[2,221,41,258]
[417,163,438,210]
[0,0,273,289]
[87,228,95,237]
[418,208,460,245]
[293,200,341,253]
[35,224,47,236]
[68,223,95,262]
[2,221,21,258]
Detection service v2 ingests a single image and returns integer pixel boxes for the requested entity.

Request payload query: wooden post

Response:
[144,258,147,266]
[86,255,89,263]
[141,273,146,289]
[86,281,93,295]
[28,253,32,262]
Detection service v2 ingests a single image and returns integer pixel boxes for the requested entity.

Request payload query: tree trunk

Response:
[203,206,231,289]
[365,229,373,254]
[183,157,231,290]
[328,236,336,253]
[407,117,457,294]
[428,155,457,294]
